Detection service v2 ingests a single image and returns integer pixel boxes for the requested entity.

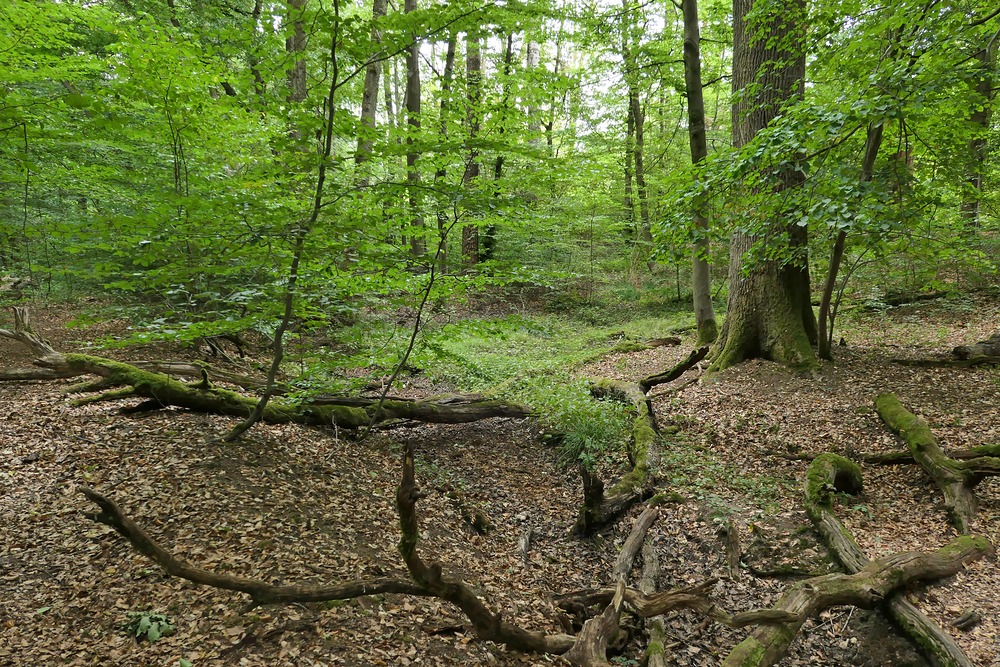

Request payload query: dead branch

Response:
[79,487,431,605]
[876,393,1000,533]
[395,440,576,655]
[721,536,991,667]
[564,504,661,666]
[804,453,979,667]
[639,541,666,667]
[639,346,709,392]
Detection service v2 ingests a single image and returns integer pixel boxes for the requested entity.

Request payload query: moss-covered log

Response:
[27,353,530,429]
[952,332,1000,359]
[575,379,661,536]
[721,534,991,667]
[804,454,978,667]
[875,393,1000,533]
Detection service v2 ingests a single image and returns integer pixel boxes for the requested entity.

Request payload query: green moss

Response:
[806,453,863,507]
[725,637,768,667]
[609,340,651,354]
[695,318,719,347]
[646,639,665,657]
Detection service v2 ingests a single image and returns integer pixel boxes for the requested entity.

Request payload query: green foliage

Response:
[123,610,175,642]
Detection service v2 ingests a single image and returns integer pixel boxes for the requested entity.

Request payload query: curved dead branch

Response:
[395,440,576,655]
[80,487,430,605]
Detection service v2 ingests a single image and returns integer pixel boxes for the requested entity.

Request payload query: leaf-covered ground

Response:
[1,296,998,666]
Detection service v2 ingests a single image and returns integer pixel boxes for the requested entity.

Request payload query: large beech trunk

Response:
[712,0,816,372]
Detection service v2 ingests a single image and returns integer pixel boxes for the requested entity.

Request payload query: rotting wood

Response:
[875,393,1000,533]
[575,380,660,536]
[952,332,1000,359]
[804,453,981,667]
[564,503,660,666]
[555,579,797,628]
[639,541,666,667]
[721,533,991,667]
[892,356,1000,368]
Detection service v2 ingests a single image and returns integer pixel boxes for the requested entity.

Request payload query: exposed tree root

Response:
[875,393,1000,533]
[805,454,980,667]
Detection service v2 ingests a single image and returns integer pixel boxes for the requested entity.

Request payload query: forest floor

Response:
[0,294,998,667]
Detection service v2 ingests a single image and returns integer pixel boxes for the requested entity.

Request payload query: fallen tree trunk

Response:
[875,393,1000,533]
[805,454,978,667]
[2,307,529,429]
[50,353,529,428]
[721,533,991,667]
[575,380,659,536]
[952,332,1000,360]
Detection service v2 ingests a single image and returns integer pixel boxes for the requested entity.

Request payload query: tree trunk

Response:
[682,0,717,346]
[818,121,884,360]
[461,29,482,265]
[961,40,996,228]
[404,0,424,258]
[484,32,515,262]
[434,33,458,272]
[711,0,815,372]
[623,99,636,237]
[354,0,388,186]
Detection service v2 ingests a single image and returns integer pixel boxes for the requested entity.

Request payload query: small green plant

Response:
[123,611,175,642]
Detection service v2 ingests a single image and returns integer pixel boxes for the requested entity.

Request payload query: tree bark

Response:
[682,0,717,345]
[461,29,482,265]
[404,0,424,258]
[434,33,458,272]
[712,0,815,372]
[354,0,388,186]
[961,39,996,228]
